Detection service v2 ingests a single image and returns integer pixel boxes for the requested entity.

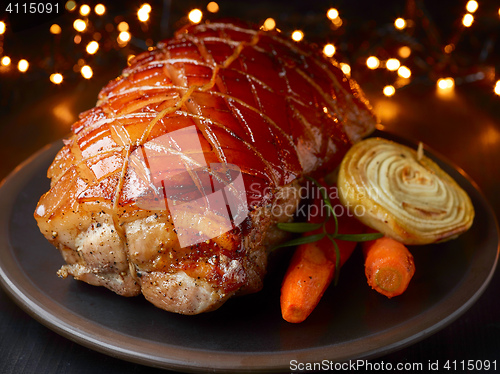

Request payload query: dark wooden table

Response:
[1,2,499,373]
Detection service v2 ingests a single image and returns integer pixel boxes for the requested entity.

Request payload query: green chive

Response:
[276,222,323,233]
[334,233,384,242]
[272,233,326,250]
[326,235,341,285]
[305,176,336,218]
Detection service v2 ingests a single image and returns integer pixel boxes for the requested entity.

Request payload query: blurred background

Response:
[0,0,499,200]
[0,1,499,373]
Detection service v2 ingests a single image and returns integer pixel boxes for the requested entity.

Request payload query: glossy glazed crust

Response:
[34,20,376,314]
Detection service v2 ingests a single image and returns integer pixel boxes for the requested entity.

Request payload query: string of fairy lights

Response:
[0,1,499,98]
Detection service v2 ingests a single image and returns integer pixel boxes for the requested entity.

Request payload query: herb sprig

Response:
[274,176,383,284]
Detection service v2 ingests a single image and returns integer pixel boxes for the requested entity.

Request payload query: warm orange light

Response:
[138,10,149,22]
[340,63,350,77]
[366,56,380,69]
[332,18,343,28]
[397,66,411,79]
[0,21,5,35]
[188,9,203,24]
[1,56,11,66]
[73,19,86,32]
[437,77,454,90]
[466,0,478,13]
[386,58,401,71]
[462,13,474,27]
[327,8,339,20]
[394,18,406,30]
[127,54,136,66]
[398,46,411,58]
[262,18,276,31]
[50,73,63,84]
[50,24,61,34]
[383,85,396,97]
[81,65,93,79]
[86,41,99,54]
[138,4,151,22]
[95,4,106,15]
[140,3,151,13]
[79,4,91,16]
[323,44,336,57]
[18,59,29,72]
[117,21,129,32]
[118,31,131,43]
[444,44,455,54]
[65,0,76,11]
[291,30,304,42]
[207,2,219,13]
[494,81,500,96]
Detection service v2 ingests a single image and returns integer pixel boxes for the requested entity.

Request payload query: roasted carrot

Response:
[363,237,415,298]
[280,182,365,323]
[280,232,358,323]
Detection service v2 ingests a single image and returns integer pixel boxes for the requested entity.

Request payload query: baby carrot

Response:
[280,234,358,323]
[280,182,364,323]
[280,240,335,323]
[363,237,415,298]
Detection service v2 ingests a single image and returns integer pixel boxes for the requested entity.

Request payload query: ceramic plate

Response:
[0,136,498,373]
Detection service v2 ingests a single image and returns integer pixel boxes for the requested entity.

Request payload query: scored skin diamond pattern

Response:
[48,20,374,232]
[35,20,377,305]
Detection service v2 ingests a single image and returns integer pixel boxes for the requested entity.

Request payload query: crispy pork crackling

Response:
[34,20,376,314]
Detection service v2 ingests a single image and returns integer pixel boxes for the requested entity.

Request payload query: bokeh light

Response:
[466,0,478,13]
[65,0,76,11]
[1,56,11,66]
[397,66,411,79]
[188,9,203,24]
[79,4,91,16]
[50,24,61,34]
[291,30,304,42]
[86,41,99,54]
[386,58,401,71]
[394,18,406,30]
[50,73,63,84]
[18,59,29,72]
[207,2,219,13]
[327,8,339,20]
[398,46,411,58]
[494,81,500,96]
[366,56,380,69]
[262,18,276,31]
[462,13,474,27]
[437,77,455,90]
[81,65,93,79]
[95,4,106,15]
[118,31,131,43]
[73,19,87,32]
[138,4,151,22]
[323,44,336,57]
[118,22,129,32]
[383,85,396,97]
[340,63,351,77]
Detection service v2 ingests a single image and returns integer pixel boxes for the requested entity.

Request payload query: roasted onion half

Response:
[337,137,474,245]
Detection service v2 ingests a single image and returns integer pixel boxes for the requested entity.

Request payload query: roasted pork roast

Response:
[34,20,376,314]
